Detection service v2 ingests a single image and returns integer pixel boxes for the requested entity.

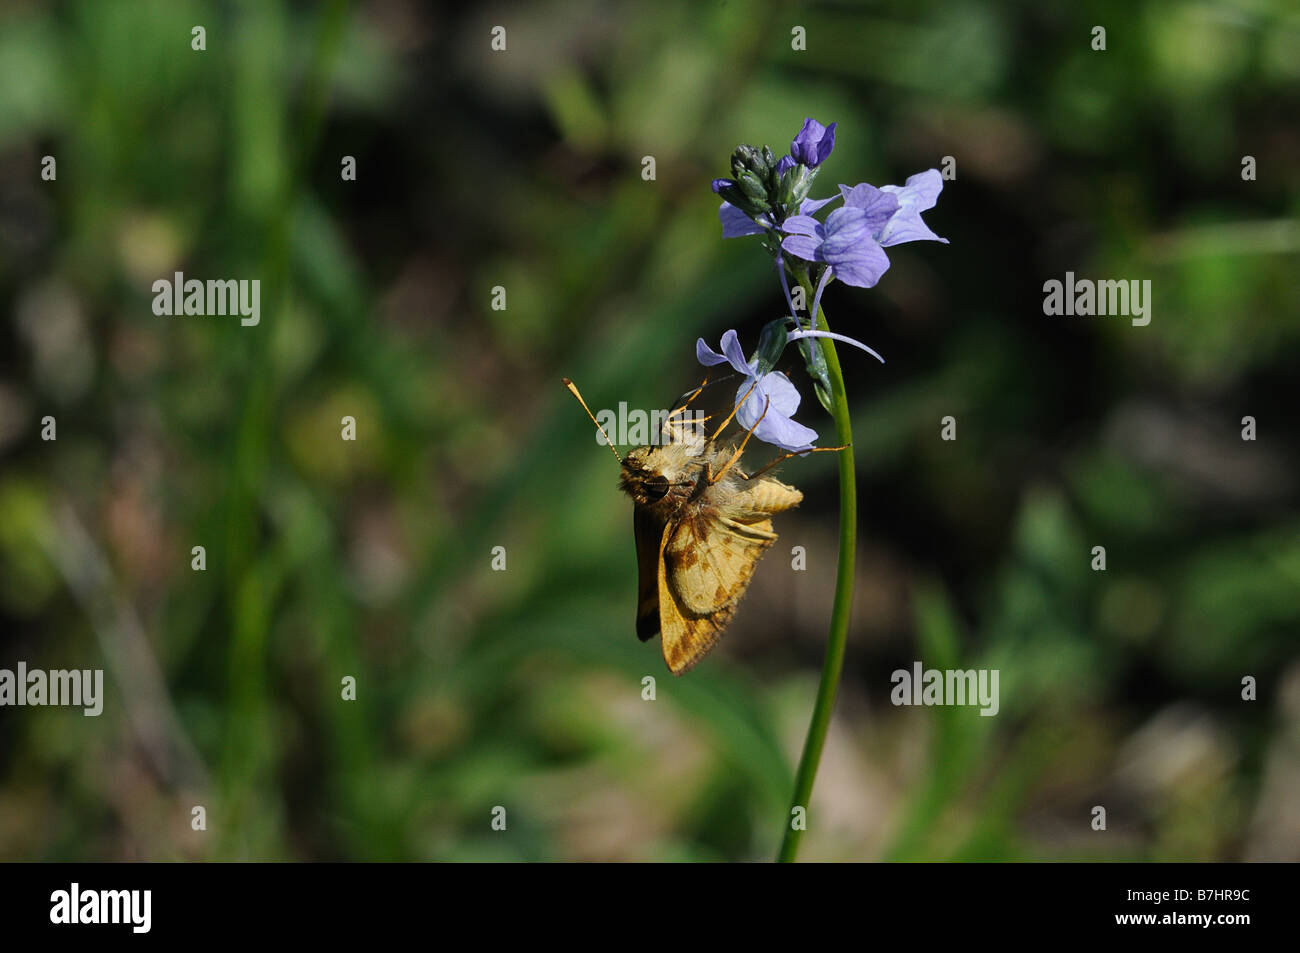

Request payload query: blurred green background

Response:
[0,0,1297,861]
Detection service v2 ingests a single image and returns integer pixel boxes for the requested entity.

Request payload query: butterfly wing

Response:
[656,512,776,674]
[634,507,665,641]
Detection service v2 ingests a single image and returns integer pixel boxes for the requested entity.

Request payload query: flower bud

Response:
[761,145,779,187]
[733,144,759,182]
[736,169,770,205]
[790,118,837,168]
[731,144,769,181]
[716,182,769,220]
[786,164,817,207]
[776,166,798,208]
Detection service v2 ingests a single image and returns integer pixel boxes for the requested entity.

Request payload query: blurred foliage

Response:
[0,0,1297,861]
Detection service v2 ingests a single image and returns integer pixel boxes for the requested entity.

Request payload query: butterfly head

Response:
[564,377,721,513]
[620,445,701,511]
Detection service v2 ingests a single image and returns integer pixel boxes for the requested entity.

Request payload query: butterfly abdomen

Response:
[734,478,803,518]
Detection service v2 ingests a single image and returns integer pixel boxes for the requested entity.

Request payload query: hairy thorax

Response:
[619,438,740,518]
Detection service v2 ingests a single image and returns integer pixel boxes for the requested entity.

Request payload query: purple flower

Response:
[780,206,893,289]
[876,169,948,246]
[799,194,839,215]
[716,191,828,239]
[836,183,902,238]
[790,118,837,168]
[780,169,946,277]
[838,171,947,246]
[695,330,819,452]
[775,155,796,179]
[719,202,771,238]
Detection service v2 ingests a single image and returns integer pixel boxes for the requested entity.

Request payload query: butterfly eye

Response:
[643,475,669,501]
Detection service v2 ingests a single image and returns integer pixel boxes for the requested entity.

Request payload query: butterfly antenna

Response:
[562,378,622,464]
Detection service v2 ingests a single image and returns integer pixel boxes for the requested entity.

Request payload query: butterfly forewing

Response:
[634,507,665,641]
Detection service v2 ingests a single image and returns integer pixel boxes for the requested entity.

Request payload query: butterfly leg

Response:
[665,375,709,418]
[661,376,715,441]
[708,396,770,484]
[708,378,760,443]
[742,444,850,481]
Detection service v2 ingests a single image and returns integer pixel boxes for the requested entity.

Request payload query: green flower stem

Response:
[777,273,856,863]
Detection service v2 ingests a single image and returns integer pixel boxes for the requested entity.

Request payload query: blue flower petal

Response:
[878,170,947,246]
[697,331,754,375]
[719,202,767,239]
[719,330,753,374]
[820,207,873,258]
[789,329,885,364]
[799,194,841,215]
[781,233,822,263]
[733,374,817,452]
[696,337,730,367]
[780,214,822,237]
[758,414,819,453]
[753,371,802,417]
[878,214,947,247]
[780,215,825,263]
[829,240,891,288]
[838,183,900,234]
[882,169,943,212]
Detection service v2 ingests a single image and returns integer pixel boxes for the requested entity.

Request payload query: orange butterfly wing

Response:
[656,512,776,674]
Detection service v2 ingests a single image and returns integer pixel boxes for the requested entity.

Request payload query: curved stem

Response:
[777,271,856,863]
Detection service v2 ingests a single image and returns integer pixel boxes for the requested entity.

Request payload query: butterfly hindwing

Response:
[657,511,776,674]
